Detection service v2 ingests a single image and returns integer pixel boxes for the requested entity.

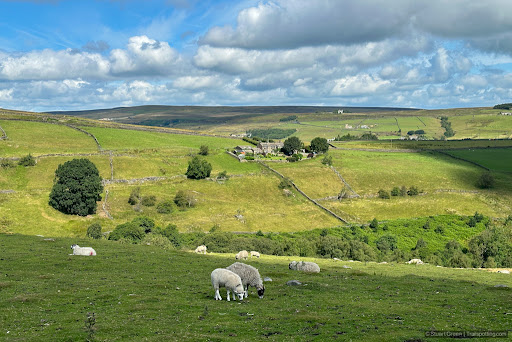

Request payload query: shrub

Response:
[141,195,157,207]
[132,216,155,234]
[376,235,398,252]
[141,234,174,249]
[186,156,212,179]
[174,190,195,208]
[18,154,36,167]
[109,222,145,243]
[369,218,379,230]
[390,187,400,196]
[86,223,102,239]
[286,153,302,162]
[407,186,419,196]
[156,200,174,214]
[128,187,141,205]
[217,170,229,180]
[48,159,103,216]
[476,172,494,189]
[278,178,293,190]
[400,186,407,196]
[321,155,333,166]
[198,145,209,156]
[378,189,390,199]
[154,224,182,248]
[0,159,15,168]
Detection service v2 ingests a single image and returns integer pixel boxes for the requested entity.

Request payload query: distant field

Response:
[443,148,512,172]
[450,114,512,139]
[0,120,98,156]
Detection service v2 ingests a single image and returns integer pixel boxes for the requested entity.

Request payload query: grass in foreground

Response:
[0,234,511,341]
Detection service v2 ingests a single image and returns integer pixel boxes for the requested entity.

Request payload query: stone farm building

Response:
[257,142,284,154]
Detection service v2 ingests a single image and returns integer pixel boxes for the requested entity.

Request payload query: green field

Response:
[1,234,511,341]
[443,148,512,172]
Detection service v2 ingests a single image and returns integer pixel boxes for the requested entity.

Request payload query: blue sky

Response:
[1,0,512,111]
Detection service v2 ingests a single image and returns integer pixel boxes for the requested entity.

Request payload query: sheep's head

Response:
[234,284,245,300]
[257,284,265,299]
[71,244,78,249]
[289,261,297,269]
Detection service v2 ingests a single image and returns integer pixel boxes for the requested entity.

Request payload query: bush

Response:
[48,158,103,216]
[174,190,195,208]
[400,186,407,196]
[286,153,302,162]
[86,223,102,239]
[0,159,15,168]
[407,186,419,196]
[378,189,390,199]
[109,222,145,243]
[141,234,174,249]
[154,224,182,248]
[278,178,293,190]
[156,200,174,214]
[198,145,209,156]
[390,187,400,196]
[186,156,212,179]
[141,195,157,207]
[376,235,398,252]
[217,170,229,180]
[321,155,332,166]
[128,187,141,205]
[18,154,36,167]
[132,216,155,234]
[476,172,494,189]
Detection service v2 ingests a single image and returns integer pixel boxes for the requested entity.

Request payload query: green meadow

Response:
[443,148,512,172]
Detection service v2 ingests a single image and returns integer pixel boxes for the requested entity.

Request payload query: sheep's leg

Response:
[244,285,249,298]
[214,288,222,300]
[226,289,231,301]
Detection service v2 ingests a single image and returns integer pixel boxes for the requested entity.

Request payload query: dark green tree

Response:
[476,172,494,189]
[86,222,102,239]
[18,154,36,166]
[48,159,103,216]
[310,137,329,153]
[198,145,209,156]
[282,136,303,155]
[186,156,212,179]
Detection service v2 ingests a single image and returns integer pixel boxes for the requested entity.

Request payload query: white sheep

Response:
[406,258,424,265]
[289,261,320,273]
[250,251,260,258]
[210,268,245,301]
[70,244,96,256]
[195,245,207,254]
[235,250,249,260]
[226,262,265,299]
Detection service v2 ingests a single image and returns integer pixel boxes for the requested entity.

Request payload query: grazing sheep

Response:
[406,258,424,265]
[70,244,96,256]
[235,250,249,260]
[210,268,245,301]
[250,251,260,258]
[288,261,320,273]
[226,262,265,299]
[195,245,207,254]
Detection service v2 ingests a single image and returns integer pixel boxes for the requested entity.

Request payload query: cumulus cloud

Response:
[82,40,110,53]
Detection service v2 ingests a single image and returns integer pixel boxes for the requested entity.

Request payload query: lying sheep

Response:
[289,261,320,273]
[226,262,265,299]
[250,251,260,258]
[406,258,424,265]
[235,250,249,260]
[211,268,245,301]
[70,244,96,256]
[195,245,207,254]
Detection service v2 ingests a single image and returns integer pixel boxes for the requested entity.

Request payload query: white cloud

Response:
[173,76,219,89]
[0,88,13,101]
[331,74,390,97]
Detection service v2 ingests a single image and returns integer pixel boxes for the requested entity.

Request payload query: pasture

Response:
[0,234,510,342]
[443,148,512,172]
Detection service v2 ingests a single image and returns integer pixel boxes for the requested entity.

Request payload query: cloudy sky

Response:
[1,0,512,112]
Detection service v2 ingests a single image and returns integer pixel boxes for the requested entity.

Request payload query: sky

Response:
[1,0,512,112]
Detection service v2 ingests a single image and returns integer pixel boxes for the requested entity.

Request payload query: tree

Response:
[310,137,329,153]
[18,154,36,166]
[86,223,102,239]
[476,172,494,189]
[282,136,303,156]
[198,145,209,156]
[48,158,103,216]
[378,189,390,199]
[174,190,196,208]
[186,156,212,179]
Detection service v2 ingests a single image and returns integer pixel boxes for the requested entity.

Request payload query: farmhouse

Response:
[338,109,344,114]
[257,142,284,154]
[234,145,257,154]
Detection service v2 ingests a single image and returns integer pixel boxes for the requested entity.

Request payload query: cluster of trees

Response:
[378,186,421,199]
[128,187,182,213]
[493,103,512,110]
[407,129,425,135]
[279,115,298,122]
[1,154,36,168]
[333,133,378,141]
[282,136,329,157]
[440,116,455,137]
[246,128,297,140]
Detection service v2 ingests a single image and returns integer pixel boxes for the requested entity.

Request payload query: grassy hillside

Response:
[1,234,511,341]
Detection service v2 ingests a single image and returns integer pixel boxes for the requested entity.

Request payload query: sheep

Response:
[406,258,424,265]
[250,251,260,258]
[235,250,249,260]
[226,262,265,299]
[195,245,207,254]
[288,261,320,273]
[70,244,96,256]
[210,268,245,301]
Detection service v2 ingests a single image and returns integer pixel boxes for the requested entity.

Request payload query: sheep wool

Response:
[288,261,320,273]
[210,268,245,301]
[226,262,265,298]
[250,251,260,258]
[235,250,249,260]
[70,244,96,256]
[195,245,207,254]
